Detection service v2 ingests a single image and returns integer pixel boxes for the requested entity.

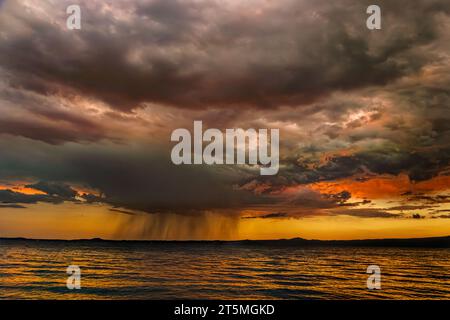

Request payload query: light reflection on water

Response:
[1,240,449,299]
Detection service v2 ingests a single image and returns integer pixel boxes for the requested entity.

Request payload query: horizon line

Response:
[1,235,449,245]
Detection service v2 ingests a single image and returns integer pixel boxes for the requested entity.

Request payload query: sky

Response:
[0,0,450,240]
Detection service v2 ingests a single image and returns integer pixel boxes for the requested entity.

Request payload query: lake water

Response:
[1,239,449,299]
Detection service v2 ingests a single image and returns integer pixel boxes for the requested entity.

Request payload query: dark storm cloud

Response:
[287,189,339,209]
[405,194,450,204]
[0,137,260,213]
[0,137,372,216]
[0,204,26,209]
[267,146,448,187]
[386,205,437,211]
[0,82,111,144]
[3,134,445,216]
[0,137,435,218]
[0,0,449,218]
[0,181,87,206]
[235,156,363,191]
[329,208,400,218]
[0,118,104,144]
[261,143,450,188]
[356,149,450,182]
[26,181,77,198]
[0,189,65,205]
[242,212,288,219]
[0,0,449,111]
[338,199,372,207]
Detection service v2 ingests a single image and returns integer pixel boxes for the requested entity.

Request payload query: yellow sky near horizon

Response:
[1,202,449,241]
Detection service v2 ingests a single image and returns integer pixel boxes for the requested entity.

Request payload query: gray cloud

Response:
[0,0,449,219]
[386,205,436,211]
[26,181,78,198]
[0,204,27,209]
[242,212,288,219]
[0,0,448,112]
[329,208,400,218]
[433,215,450,219]
[0,137,259,213]
[0,189,65,205]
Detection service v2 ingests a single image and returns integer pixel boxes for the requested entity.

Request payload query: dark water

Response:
[1,239,449,299]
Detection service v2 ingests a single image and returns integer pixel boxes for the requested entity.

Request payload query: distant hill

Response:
[1,236,449,247]
[234,236,450,248]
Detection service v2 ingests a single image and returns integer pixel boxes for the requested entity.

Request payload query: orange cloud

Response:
[308,174,450,200]
[0,183,46,195]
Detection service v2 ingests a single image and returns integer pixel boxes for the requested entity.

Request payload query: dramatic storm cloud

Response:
[1,0,449,111]
[0,0,450,230]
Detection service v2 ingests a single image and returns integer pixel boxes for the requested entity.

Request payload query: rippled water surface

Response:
[1,239,449,299]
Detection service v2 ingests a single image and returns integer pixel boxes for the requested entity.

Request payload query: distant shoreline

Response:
[1,236,449,248]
